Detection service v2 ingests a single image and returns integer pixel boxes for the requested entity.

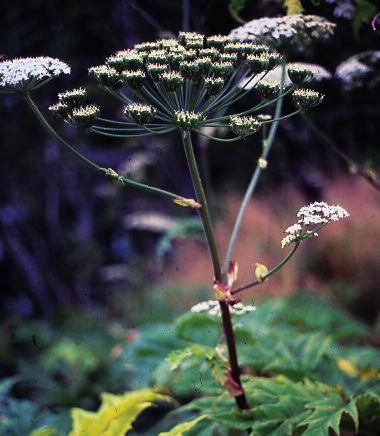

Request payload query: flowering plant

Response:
[1,27,358,434]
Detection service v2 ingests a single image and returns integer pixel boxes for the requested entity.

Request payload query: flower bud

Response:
[159,71,184,92]
[49,102,71,119]
[182,50,198,62]
[146,50,168,64]
[121,70,145,90]
[230,115,262,137]
[227,260,239,288]
[205,77,225,95]
[173,196,201,209]
[196,57,212,76]
[220,53,239,66]
[211,61,233,79]
[287,64,314,85]
[134,41,160,52]
[158,38,181,50]
[250,44,270,55]
[174,110,203,130]
[179,61,200,80]
[256,81,280,100]
[178,32,204,46]
[198,48,221,62]
[167,53,184,69]
[146,63,169,82]
[70,104,100,127]
[58,87,86,107]
[224,42,256,58]
[206,35,230,49]
[124,103,156,125]
[254,263,268,282]
[292,88,324,109]
[107,50,144,71]
[258,158,268,169]
[186,38,204,50]
[267,52,282,69]
[88,65,121,88]
[247,54,270,74]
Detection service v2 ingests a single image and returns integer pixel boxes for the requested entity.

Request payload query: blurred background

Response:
[0,1,379,330]
[0,1,380,430]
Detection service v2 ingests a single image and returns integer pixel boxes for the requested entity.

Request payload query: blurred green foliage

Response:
[1,293,379,434]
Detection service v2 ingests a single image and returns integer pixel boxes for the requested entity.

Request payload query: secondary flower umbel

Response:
[0,57,70,92]
[281,201,349,248]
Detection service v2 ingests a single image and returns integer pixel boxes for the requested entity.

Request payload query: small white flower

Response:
[335,51,380,90]
[229,15,335,51]
[281,201,349,248]
[0,57,70,91]
[190,300,256,316]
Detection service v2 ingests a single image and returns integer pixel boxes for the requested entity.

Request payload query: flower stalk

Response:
[24,93,184,203]
[224,61,287,273]
[182,130,249,410]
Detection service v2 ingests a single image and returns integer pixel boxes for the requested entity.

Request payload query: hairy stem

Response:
[182,130,249,411]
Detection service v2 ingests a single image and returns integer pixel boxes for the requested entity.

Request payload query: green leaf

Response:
[120,323,183,388]
[166,345,213,370]
[159,415,208,435]
[244,376,324,435]
[263,333,332,377]
[175,312,221,347]
[355,393,380,435]
[265,293,369,340]
[228,0,247,23]
[239,330,331,379]
[299,396,358,435]
[69,388,173,436]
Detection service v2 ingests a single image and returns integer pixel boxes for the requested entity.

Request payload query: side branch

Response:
[231,242,301,295]
[24,94,183,202]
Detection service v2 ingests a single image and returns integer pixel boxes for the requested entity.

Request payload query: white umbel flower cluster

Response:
[190,300,256,316]
[240,62,331,90]
[229,15,335,52]
[281,201,349,248]
[335,51,380,90]
[0,57,70,92]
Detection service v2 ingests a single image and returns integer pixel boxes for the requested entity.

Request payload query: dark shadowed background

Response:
[0,0,379,324]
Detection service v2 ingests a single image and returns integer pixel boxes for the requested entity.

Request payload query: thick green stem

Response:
[182,131,222,278]
[24,93,181,202]
[181,130,249,411]
[223,62,286,273]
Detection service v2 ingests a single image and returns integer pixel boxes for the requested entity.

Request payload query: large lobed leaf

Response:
[69,388,174,436]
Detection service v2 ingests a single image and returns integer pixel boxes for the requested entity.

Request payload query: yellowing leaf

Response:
[159,415,208,435]
[361,368,380,381]
[284,0,304,15]
[30,427,57,436]
[173,197,201,209]
[69,388,173,436]
[254,263,268,281]
[337,358,359,377]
